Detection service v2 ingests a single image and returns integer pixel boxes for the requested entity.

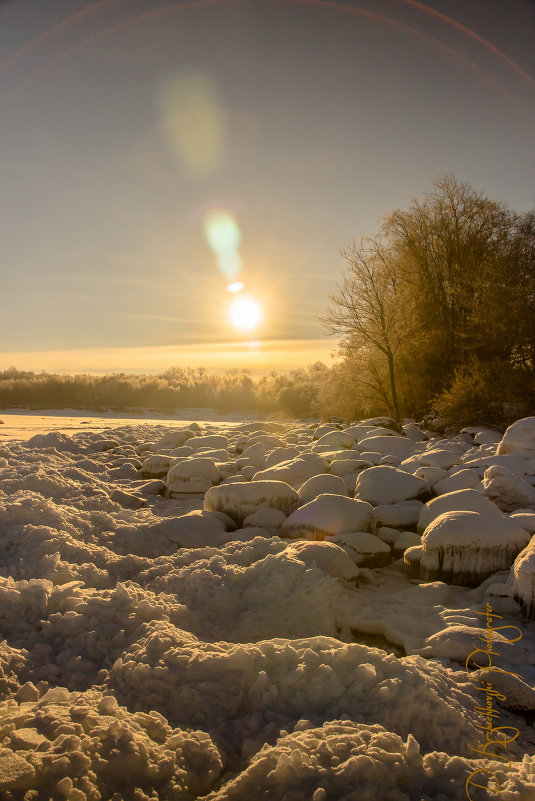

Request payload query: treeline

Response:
[0,364,331,418]
[322,175,535,426]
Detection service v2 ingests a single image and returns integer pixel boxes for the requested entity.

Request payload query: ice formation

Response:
[513,539,535,620]
[0,414,534,799]
[420,510,530,586]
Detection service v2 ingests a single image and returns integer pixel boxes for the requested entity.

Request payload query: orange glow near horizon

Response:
[0,339,336,376]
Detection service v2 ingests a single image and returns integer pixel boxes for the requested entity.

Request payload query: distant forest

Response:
[2,177,534,427]
[0,364,333,419]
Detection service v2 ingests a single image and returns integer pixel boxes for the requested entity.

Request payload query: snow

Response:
[0,412,533,798]
[281,494,375,540]
[497,416,535,458]
[354,465,428,506]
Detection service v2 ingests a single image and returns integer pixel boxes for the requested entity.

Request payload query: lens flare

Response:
[158,70,227,176]
[203,210,242,282]
[227,281,244,292]
[229,296,262,331]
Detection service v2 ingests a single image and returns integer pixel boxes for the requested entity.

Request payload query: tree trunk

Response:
[387,350,401,424]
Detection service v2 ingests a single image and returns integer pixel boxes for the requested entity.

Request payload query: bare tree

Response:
[322,238,411,423]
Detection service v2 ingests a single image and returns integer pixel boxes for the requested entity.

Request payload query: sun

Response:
[229,295,262,331]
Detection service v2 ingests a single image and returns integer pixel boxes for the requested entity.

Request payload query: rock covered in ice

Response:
[414,466,448,486]
[312,430,355,450]
[375,500,423,529]
[140,453,173,478]
[329,458,372,476]
[420,510,530,586]
[471,668,535,712]
[392,530,422,558]
[185,433,229,451]
[433,468,482,495]
[159,510,233,548]
[287,540,360,581]
[420,624,518,663]
[354,465,428,506]
[417,488,503,533]
[298,473,348,504]
[512,539,535,619]
[204,480,299,525]
[357,435,416,460]
[326,531,391,567]
[312,423,338,439]
[281,494,375,540]
[253,454,329,487]
[153,428,196,449]
[404,544,423,578]
[497,416,535,458]
[473,428,502,446]
[510,511,535,534]
[236,442,266,468]
[166,456,220,495]
[243,507,287,528]
[418,447,465,470]
[482,464,535,512]
[264,446,300,467]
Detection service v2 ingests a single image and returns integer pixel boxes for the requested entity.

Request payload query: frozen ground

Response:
[0,412,534,799]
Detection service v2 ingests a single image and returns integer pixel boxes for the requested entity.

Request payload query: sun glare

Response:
[229,296,262,331]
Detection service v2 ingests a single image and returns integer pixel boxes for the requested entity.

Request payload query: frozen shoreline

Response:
[0,408,262,443]
[0,415,533,798]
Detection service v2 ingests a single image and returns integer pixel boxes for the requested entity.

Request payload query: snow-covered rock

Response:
[140,453,173,478]
[357,435,415,460]
[354,466,428,506]
[281,494,375,540]
[420,510,530,586]
[253,454,329,487]
[497,416,535,458]
[482,464,535,512]
[236,442,266,469]
[298,473,348,504]
[375,500,423,529]
[433,468,482,495]
[204,480,299,525]
[185,434,229,451]
[159,510,233,548]
[166,457,219,495]
[417,488,503,534]
[312,430,355,450]
[418,448,464,470]
[326,531,391,567]
[264,446,300,467]
[392,530,422,558]
[287,540,359,581]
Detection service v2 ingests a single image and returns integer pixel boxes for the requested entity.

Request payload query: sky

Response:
[0,0,534,375]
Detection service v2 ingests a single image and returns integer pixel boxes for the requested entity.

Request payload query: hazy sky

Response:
[1,0,534,373]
